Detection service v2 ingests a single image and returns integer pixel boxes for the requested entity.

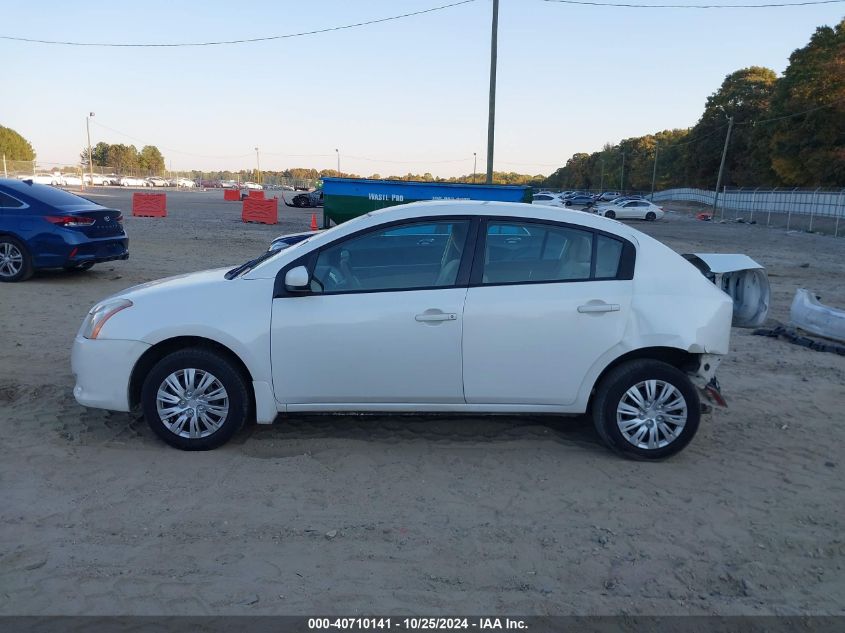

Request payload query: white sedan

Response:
[531,193,565,207]
[596,199,665,221]
[119,176,149,187]
[72,201,731,459]
[18,173,61,186]
[60,174,84,186]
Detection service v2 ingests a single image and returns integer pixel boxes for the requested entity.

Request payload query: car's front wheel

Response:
[0,236,33,282]
[604,210,616,219]
[141,348,250,450]
[592,359,700,460]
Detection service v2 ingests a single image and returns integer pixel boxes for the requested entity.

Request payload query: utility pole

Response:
[86,112,95,188]
[599,155,604,192]
[620,152,625,192]
[485,0,499,184]
[335,148,340,176]
[473,152,477,183]
[254,146,261,184]
[713,116,734,212]
[650,142,659,200]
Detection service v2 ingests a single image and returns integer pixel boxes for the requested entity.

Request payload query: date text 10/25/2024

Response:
[308,618,528,630]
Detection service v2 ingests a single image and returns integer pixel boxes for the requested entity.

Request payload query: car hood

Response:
[115,267,232,301]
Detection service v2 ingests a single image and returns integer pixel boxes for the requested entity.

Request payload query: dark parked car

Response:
[564,194,596,207]
[291,189,323,208]
[0,179,128,282]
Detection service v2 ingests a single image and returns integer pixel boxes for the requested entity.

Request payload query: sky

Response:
[2,0,843,178]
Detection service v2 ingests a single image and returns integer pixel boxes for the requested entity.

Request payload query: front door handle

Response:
[415,312,458,322]
[577,303,620,314]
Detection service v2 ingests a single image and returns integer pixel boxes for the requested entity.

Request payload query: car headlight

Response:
[81,298,133,340]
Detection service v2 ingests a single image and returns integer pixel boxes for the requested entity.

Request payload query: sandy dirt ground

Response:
[1,189,843,615]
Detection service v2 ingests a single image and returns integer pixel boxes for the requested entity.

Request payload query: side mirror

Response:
[285,265,310,292]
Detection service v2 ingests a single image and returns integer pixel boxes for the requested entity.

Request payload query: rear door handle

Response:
[415,312,458,322]
[577,303,620,313]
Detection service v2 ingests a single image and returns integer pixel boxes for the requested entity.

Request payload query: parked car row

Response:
[532,191,664,221]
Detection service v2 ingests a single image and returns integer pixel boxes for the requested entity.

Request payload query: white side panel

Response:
[271,288,468,404]
[462,281,633,405]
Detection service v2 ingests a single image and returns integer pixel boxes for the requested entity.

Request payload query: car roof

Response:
[365,200,637,236]
[0,178,107,210]
[246,200,643,279]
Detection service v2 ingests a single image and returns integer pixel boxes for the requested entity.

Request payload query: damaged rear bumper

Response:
[687,353,727,410]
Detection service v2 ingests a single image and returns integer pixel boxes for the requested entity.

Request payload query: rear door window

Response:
[481,220,630,284]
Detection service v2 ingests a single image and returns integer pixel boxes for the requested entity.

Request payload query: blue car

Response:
[0,178,128,282]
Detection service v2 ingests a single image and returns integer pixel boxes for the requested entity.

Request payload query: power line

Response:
[0,0,476,47]
[345,154,470,165]
[735,97,845,125]
[666,124,728,147]
[91,121,253,159]
[541,0,843,7]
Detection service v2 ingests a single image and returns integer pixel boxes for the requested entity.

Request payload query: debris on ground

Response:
[753,324,845,356]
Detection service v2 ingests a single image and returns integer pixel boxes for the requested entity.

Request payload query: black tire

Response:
[64,261,95,272]
[141,348,250,450]
[0,236,34,282]
[564,201,572,206]
[293,197,306,208]
[592,359,700,460]
[605,210,616,219]
[645,211,657,221]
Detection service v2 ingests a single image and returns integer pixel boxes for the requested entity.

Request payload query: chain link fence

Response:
[653,187,845,237]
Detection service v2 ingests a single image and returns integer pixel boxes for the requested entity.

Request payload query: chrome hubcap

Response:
[0,243,23,277]
[156,368,229,439]
[616,380,687,450]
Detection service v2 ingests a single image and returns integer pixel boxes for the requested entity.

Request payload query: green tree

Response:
[0,125,35,161]
[684,66,778,187]
[106,144,140,173]
[768,18,845,186]
[138,145,165,174]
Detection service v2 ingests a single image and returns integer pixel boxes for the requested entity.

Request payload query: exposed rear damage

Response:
[683,253,771,328]
[688,353,727,408]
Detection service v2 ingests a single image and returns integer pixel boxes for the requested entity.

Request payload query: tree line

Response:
[543,18,844,191]
[80,142,166,174]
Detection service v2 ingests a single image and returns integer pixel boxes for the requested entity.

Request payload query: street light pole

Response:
[485,0,499,184]
[86,112,94,189]
[620,151,625,192]
[713,116,734,213]
[473,152,477,183]
[254,146,261,184]
[335,148,340,176]
[650,141,659,200]
[599,155,605,192]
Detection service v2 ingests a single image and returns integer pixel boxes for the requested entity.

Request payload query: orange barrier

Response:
[248,189,265,200]
[132,192,167,217]
[243,197,278,225]
[223,189,240,201]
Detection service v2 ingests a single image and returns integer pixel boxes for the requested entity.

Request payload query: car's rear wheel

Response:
[141,348,250,450]
[605,210,616,219]
[0,236,33,282]
[592,359,700,460]
[645,211,657,221]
